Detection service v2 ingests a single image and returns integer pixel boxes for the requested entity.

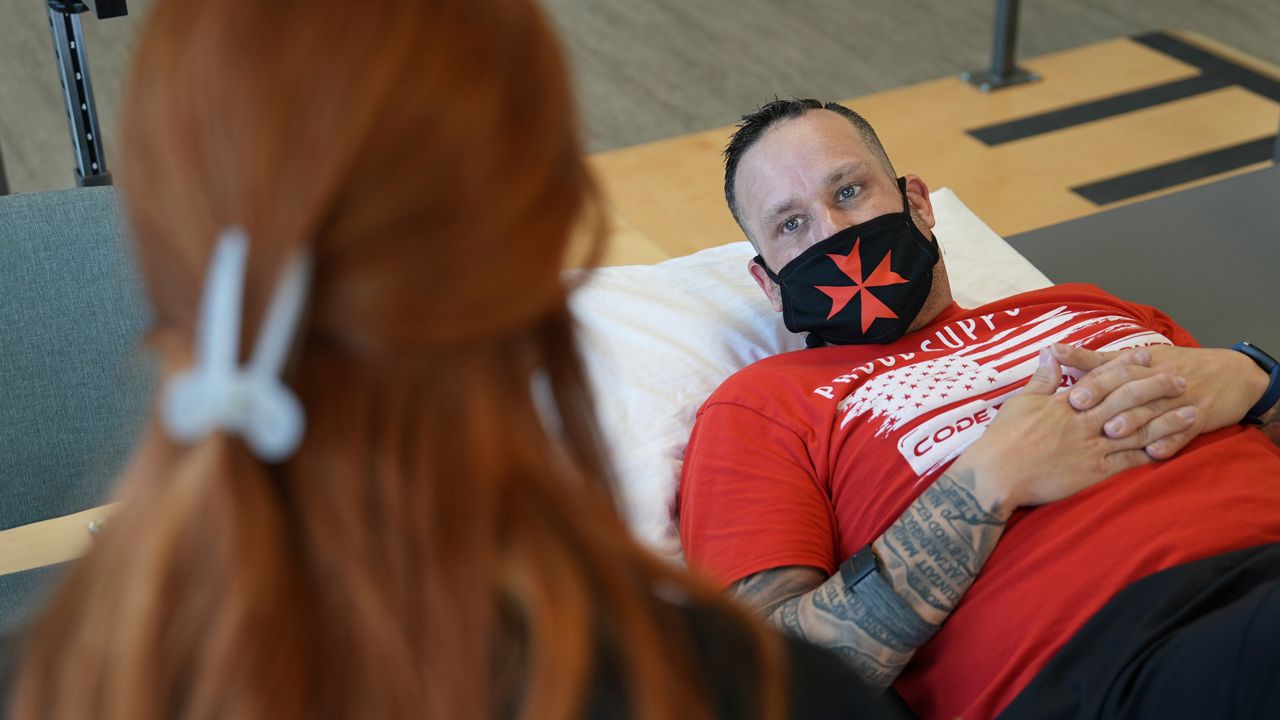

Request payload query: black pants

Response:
[1000,542,1280,719]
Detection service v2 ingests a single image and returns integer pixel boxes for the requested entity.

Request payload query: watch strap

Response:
[840,543,879,591]
[838,545,940,650]
[1231,342,1280,424]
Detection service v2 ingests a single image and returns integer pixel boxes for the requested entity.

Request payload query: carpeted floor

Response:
[0,0,1276,194]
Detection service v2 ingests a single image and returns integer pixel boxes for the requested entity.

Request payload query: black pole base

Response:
[77,170,112,187]
[961,67,1041,93]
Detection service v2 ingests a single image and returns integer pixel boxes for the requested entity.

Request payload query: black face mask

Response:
[754,177,940,347]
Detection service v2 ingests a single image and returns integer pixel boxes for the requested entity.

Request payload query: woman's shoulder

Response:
[0,628,23,718]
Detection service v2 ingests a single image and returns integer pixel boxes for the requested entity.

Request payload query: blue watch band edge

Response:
[1247,363,1280,424]
[1231,342,1280,424]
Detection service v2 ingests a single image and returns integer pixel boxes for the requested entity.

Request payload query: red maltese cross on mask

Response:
[815,238,908,332]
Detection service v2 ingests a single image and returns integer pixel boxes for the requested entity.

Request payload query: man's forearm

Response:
[733,466,1008,689]
[872,464,1007,625]
[763,567,919,689]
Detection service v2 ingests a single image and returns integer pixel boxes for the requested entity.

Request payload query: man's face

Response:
[734,110,952,329]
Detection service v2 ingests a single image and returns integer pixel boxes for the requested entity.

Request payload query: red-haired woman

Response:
[6,0,901,717]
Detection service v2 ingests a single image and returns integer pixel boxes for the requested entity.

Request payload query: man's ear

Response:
[747,257,784,313]
[902,174,935,231]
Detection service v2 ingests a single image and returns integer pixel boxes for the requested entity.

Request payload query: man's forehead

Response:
[736,113,875,218]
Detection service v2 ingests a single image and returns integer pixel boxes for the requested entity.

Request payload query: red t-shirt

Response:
[677,284,1280,720]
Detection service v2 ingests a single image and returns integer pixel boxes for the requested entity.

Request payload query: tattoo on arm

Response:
[874,466,1006,625]
[776,595,806,640]
[832,645,906,689]
[729,565,825,619]
[734,573,916,691]
[726,466,1007,690]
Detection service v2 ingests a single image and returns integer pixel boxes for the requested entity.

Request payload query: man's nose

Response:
[811,206,857,241]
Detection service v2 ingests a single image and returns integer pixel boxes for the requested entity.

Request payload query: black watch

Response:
[1231,341,1280,425]
[840,544,880,591]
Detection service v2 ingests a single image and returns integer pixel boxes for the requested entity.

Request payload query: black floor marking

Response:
[1071,135,1277,205]
[968,32,1280,146]
[968,75,1225,145]
[1131,32,1280,102]
[965,31,1280,205]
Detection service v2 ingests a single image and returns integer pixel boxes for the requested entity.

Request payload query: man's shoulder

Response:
[923,284,1144,337]
[966,283,1128,314]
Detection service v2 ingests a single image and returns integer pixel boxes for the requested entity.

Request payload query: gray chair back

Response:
[0,187,153,633]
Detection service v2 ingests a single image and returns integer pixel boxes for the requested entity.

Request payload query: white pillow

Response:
[569,188,1050,561]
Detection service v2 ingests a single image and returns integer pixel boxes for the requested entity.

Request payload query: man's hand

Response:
[1051,343,1270,459]
[960,348,1197,514]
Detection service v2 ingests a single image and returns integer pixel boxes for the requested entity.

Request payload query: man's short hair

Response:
[723,99,896,239]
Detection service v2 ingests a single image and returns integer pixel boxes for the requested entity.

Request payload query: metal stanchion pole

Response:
[961,0,1040,92]
[47,1,113,186]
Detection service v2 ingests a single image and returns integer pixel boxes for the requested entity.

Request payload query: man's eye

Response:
[837,184,860,201]
[781,217,801,234]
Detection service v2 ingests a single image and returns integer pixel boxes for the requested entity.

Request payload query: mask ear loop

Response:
[896,176,911,215]
[752,255,782,283]
[897,175,942,263]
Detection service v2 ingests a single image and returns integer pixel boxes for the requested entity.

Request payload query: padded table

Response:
[1007,166,1280,351]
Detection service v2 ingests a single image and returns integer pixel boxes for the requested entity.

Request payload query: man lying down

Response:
[676,99,1280,720]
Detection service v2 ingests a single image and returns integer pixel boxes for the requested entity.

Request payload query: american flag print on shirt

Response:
[820,305,1174,478]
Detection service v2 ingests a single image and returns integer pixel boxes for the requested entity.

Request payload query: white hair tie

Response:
[160,228,312,463]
